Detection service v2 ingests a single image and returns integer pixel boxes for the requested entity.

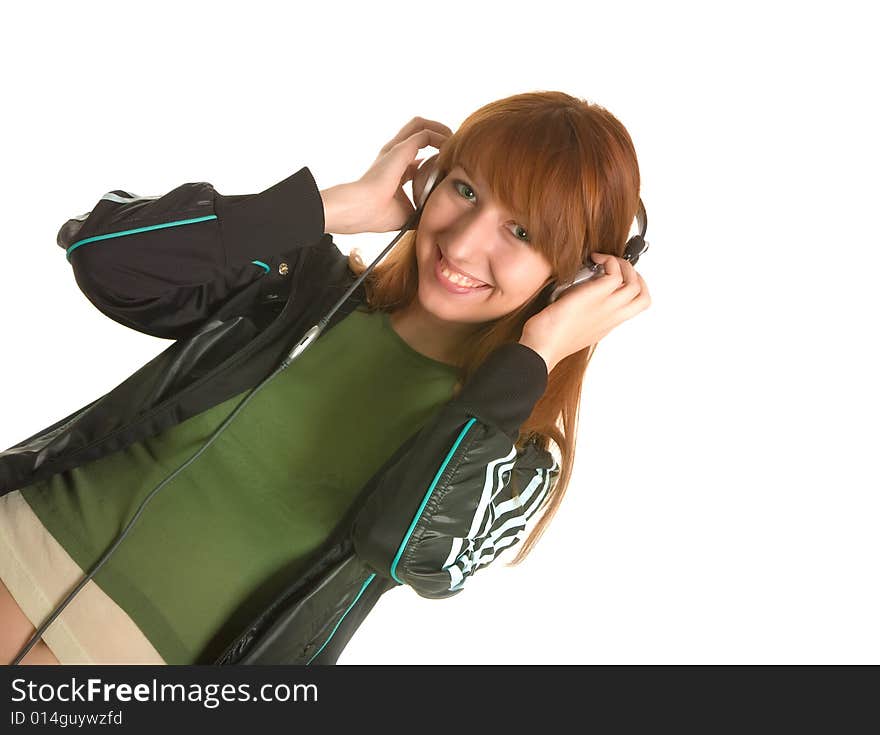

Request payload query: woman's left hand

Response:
[519,252,652,372]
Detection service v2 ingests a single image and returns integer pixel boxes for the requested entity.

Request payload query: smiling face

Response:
[412,163,554,327]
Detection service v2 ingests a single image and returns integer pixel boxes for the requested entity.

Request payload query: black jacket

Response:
[0,167,560,665]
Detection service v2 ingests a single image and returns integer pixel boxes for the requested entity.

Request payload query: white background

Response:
[1,1,876,664]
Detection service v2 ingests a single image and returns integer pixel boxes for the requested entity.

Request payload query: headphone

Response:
[10,154,648,664]
[412,154,649,304]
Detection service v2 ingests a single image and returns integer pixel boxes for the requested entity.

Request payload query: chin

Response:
[417,283,467,323]
[417,286,497,327]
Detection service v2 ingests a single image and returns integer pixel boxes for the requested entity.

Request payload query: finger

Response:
[618,272,651,315]
[619,258,637,289]
[619,288,651,321]
[612,261,644,306]
[410,157,424,175]
[398,129,448,155]
[385,130,447,172]
[417,118,454,137]
[635,272,652,308]
[381,117,424,153]
[382,117,452,153]
[400,158,422,184]
[593,251,623,287]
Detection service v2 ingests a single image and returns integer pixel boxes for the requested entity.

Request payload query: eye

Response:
[452,179,476,203]
[452,179,532,244]
[511,224,531,243]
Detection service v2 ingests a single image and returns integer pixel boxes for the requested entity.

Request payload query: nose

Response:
[441,209,498,279]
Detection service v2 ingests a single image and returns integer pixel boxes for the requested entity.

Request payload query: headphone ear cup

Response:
[624,234,647,265]
[415,154,443,209]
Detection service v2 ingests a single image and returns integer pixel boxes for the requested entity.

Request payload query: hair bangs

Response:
[442,114,588,280]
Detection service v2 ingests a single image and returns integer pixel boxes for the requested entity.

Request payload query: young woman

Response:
[0,91,651,665]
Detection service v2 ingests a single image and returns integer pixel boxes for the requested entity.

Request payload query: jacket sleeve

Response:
[351,342,560,599]
[57,166,325,340]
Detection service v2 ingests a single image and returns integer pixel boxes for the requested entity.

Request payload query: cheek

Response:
[415,222,438,259]
[500,264,553,308]
[499,262,543,295]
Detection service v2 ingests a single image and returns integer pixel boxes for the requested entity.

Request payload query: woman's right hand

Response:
[320,117,452,235]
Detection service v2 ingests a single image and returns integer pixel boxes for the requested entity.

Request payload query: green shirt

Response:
[21,306,460,663]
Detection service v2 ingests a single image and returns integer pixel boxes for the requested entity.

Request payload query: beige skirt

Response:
[0,489,166,664]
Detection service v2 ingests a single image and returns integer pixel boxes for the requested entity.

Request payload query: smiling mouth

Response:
[434,244,491,291]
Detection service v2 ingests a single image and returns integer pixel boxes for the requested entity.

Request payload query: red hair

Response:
[349,91,642,565]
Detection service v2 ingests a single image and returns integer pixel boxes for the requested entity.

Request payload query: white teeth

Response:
[440,258,485,288]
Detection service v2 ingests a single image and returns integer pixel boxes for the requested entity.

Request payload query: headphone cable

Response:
[12,208,421,665]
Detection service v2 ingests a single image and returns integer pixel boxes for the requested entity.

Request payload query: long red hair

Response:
[348,91,642,565]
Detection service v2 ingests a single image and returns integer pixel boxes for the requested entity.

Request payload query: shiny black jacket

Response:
[0,167,560,664]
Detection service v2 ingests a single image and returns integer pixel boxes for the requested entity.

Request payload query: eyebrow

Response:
[458,163,482,187]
